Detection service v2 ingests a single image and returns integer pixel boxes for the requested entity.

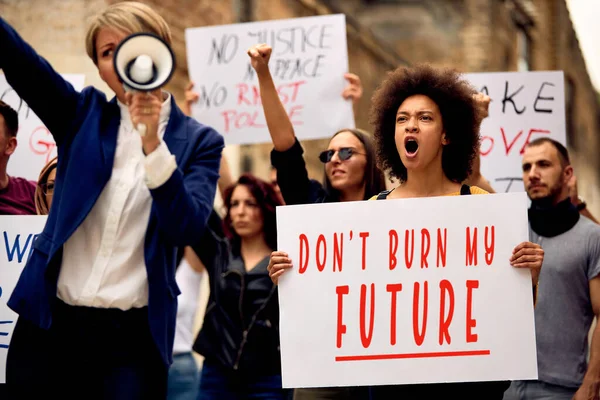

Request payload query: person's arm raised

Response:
[0,17,81,146]
[569,175,599,224]
[248,43,314,205]
[466,93,495,193]
[248,44,295,152]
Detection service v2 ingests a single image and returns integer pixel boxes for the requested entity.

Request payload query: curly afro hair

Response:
[369,64,480,183]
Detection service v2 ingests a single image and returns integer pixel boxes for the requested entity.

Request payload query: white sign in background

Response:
[276,193,537,388]
[0,216,47,383]
[185,14,355,145]
[1,74,86,182]
[464,71,566,193]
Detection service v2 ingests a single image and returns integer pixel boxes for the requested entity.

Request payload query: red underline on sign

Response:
[335,349,491,362]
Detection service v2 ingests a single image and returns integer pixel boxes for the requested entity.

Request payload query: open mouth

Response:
[405,138,419,155]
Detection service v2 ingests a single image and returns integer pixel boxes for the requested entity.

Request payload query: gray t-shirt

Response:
[530,216,600,388]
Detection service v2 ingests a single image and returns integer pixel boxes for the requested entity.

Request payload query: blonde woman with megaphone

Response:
[1,2,224,398]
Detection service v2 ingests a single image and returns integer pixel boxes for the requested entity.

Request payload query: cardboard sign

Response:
[186,14,354,145]
[0,216,47,383]
[1,74,86,181]
[276,193,537,388]
[464,71,566,193]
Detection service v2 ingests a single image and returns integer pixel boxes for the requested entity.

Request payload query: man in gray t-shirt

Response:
[504,138,600,400]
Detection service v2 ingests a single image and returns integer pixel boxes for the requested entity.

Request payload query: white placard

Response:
[0,216,47,383]
[1,74,86,181]
[276,193,537,388]
[464,71,566,193]
[186,14,354,145]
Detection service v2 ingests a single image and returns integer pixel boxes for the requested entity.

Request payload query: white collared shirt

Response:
[57,93,177,310]
[173,257,203,354]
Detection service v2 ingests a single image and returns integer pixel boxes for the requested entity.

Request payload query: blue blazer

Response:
[0,18,224,365]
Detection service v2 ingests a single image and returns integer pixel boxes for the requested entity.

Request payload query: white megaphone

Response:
[113,32,175,137]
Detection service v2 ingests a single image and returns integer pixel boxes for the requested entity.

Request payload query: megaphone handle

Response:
[137,123,147,137]
[123,85,148,137]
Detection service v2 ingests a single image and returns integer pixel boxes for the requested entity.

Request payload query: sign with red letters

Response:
[464,71,566,193]
[185,14,354,145]
[276,193,537,388]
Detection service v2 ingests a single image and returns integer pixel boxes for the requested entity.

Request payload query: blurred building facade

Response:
[327,0,600,213]
[1,0,598,214]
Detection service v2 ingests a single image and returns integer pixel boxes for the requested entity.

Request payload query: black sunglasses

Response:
[318,147,364,163]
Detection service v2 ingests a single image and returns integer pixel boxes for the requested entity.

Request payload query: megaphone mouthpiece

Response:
[128,54,155,84]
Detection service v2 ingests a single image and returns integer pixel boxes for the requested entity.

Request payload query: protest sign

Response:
[186,14,354,145]
[0,216,47,383]
[464,71,566,193]
[1,74,86,181]
[276,193,537,388]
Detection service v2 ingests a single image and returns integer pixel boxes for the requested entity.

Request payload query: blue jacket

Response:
[0,18,224,365]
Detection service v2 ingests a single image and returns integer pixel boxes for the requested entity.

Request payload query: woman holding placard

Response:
[364,65,544,398]
[249,43,382,400]
[264,60,544,398]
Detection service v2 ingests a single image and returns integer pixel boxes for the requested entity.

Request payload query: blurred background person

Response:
[191,174,287,400]
[0,100,36,215]
[34,156,57,215]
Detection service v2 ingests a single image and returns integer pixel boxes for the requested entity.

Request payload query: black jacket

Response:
[192,212,280,376]
[270,138,331,205]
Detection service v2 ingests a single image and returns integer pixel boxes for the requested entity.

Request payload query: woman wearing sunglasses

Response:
[248,44,385,207]
[248,44,384,400]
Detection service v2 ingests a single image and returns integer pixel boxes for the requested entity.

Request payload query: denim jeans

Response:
[168,352,201,400]
[503,381,577,400]
[196,360,291,400]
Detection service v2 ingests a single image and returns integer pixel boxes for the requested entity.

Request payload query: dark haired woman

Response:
[366,64,544,399]
[268,64,544,399]
[192,174,288,400]
[248,43,383,400]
